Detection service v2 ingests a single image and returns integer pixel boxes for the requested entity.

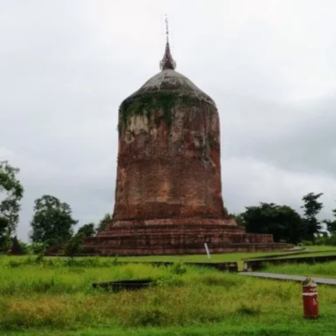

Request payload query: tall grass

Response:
[264,260,336,278]
[1,256,336,333]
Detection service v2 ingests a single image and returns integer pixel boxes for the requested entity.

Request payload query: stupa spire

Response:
[160,15,176,71]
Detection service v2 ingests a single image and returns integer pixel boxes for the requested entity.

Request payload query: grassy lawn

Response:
[117,249,300,268]
[108,245,336,269]
[4,320,336,336]
[1,255,336,335]
[274,251,336,260]
[306,246,336,252]
[264,260,336,279]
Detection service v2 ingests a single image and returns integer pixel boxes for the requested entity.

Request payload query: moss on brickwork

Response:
[119,92,197,129]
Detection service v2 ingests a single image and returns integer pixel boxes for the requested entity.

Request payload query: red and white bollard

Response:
[302,277,318,319]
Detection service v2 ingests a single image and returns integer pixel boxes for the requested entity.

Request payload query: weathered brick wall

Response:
[83,234,291,256]
[113,98,227,222]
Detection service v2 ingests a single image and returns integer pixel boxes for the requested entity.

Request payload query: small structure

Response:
[8,236,24,255]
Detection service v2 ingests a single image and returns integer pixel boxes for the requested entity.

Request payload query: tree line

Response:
[230,191,336,245]
[1,160,336,253]
[0,160,111,253]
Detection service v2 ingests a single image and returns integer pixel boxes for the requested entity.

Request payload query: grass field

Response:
[264,260,336,279]
[117,245,336,261]
[1,254,336,336]
[117,246,336,269]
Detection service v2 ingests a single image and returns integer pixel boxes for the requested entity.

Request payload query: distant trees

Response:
[236,192,328,245]
[96,213,112,233]
[301,192,323,242]
[29,195,78,247]
[323,202,336,234]
[77,223,96,237]
[75,213,113,238]
[0,161,24,251]
[240,203,303,244]
[230,213,245,227]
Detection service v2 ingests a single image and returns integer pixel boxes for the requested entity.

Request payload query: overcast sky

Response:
[1,0,336,241]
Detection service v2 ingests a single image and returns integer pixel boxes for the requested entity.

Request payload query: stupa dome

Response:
[126,69,215,106]
[123,22,215,107]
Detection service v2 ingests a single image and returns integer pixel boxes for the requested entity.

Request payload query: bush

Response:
[28,242,46,255]
[298,240,314,246]
[315,234,336,246]
[64,233,84,258]
[170,261,187,275]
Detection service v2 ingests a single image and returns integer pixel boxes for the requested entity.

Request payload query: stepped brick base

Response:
[82,219,294,255]
[47,218,293,256]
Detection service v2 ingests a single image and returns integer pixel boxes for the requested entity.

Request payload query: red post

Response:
[302,277,318,319]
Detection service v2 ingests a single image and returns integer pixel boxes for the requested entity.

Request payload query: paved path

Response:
[240,272,336,285]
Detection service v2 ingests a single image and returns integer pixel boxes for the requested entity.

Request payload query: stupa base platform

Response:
[46,221,293,256]
[81,242,292,256]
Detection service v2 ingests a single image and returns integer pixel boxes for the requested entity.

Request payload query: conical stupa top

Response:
[122,17,215,107]
[160,16,176,71]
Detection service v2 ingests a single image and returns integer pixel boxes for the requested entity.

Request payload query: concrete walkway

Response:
[240,272,336,285]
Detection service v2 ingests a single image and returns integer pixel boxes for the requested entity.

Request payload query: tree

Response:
[241,202,303,244]
[0,161,24,246]
[30,195,78,247]
[96,213,112,233]
[323,201,336,234]
[301,192,323,241]
[230,213,245,227]
[77,223,96,237]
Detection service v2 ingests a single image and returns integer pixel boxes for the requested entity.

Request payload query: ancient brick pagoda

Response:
[50,22,292,256]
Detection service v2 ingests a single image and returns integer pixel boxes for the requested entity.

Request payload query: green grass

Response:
[4,320,336,336]
[304,246,336,252]
[1,255,336,335]
[117,250,293,263]
[274,251,336,260]
[264,260,336,279]
[117,250,301,270]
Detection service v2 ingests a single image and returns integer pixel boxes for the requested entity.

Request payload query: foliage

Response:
[0,161,24,244]
[96,213,112,233]
[169,261,187,275]
[28,242,46,255]
[0,218,9,251]
[29,195,78,247]
[315,234,336,246]
[119,92,203,129]
[323,201,336,234]
[77,223,96,237]
[241,202,303,244]
[17,239,29,255]
[324,219,336,234]
[64,233,85,258]
[301,192,323,241]
[230,213,245,226]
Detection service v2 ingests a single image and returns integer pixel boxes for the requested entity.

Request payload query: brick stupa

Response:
[49,22,291,256]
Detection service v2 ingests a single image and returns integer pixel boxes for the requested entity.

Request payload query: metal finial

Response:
[160,15,176,71]
[165,15,169,43]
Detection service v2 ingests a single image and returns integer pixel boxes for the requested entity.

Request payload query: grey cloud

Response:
[220,95,336,177]
[1,0,336,241]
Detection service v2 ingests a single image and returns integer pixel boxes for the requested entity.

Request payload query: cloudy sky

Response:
[1,0,336,241]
